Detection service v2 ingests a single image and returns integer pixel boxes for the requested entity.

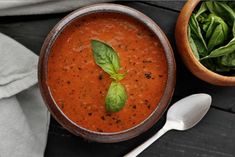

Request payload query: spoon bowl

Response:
[166,94,212,130]
[124,93,212,157]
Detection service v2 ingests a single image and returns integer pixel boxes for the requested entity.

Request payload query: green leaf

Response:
[206,1,235,26]
[201,38,235,60]
[188,26,200,59]
[208,24,227,51]
[204,14,217,39]
[196,2,208,18]
[202,19,210,33]
[228,2,235,10]
[233,21,235,37]
[201,58,231,72]
[91,39,120,75]
[203,14,229,51]
[220,53,235,67]
[110,73,125,81]
[105,82,127,112]
[205,2,235,37]
[189,13,208,57]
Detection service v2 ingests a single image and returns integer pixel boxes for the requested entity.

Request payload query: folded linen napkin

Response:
[0,0,112,16]
[0,33,50,157]
[0,1,115,156]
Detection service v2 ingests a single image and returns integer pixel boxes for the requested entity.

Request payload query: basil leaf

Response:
[202,18,211,33]
[205,2,235,37]
[189,1,235,75]
[201,59,216,71]
[201,38,235,60]
[206,2,235,26]
[110,73,125,81]
[105,82,127,112]
[196,2,208,18]
[208,24,228,51]
[233,21,235,37]
[189,13,208,57]
[204,14,229,51]
[188,26,200,59]
[228,2,235,10]
[203,14,217,39]
[220,53,235,67]
[91,40,120,75]
[201,58,230,72]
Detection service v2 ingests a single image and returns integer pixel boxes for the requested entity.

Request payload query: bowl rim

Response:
[176,0,235,86]
[38,3,176,143]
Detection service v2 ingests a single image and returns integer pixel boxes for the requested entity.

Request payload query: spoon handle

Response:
[124,125,170,157]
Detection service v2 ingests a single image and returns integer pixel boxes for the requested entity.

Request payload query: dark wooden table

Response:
[1,1,235,157]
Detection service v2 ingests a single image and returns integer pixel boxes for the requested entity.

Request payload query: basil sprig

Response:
[105,82,127,112]
[188,1,235,75]
[91,40,127,112]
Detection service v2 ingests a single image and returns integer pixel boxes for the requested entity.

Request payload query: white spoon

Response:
[124,93,212,157]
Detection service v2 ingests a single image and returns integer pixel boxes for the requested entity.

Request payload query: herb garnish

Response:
[91,40,127,112]
[188,1,235,75]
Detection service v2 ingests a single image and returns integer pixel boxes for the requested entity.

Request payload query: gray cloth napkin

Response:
[0,33,50,157]
[0,1,112,156]
[0,0,112,16]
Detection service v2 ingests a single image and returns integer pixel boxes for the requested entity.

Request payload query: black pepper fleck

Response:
[101,116,105,120]
[98,73,103,80]
[143,60,152,63]
[144,72,152,79]
[106,113,111,117]
[116,120,121,124]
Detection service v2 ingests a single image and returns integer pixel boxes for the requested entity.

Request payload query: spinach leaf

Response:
[188,26,200,59]
[201,38,235,60]
[189,13,208,57]
[203,14,229,51]
[105,82,127,112]
[91,39,120,75]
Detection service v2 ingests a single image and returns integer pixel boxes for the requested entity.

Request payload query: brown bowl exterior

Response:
[175,0,235,86]
[38,3,176,143]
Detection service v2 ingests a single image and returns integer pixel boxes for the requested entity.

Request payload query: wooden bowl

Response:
[175,0,235,86]
[38,3,176,143]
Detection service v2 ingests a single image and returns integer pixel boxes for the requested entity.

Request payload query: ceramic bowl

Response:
[38,3,176,143]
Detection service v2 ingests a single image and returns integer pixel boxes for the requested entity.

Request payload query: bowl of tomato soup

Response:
[38,3,176,143]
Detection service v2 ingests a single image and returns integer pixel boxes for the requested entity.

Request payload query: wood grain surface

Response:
[0,1,234,157]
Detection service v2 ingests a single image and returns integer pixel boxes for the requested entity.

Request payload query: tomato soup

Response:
[47,13,167,132]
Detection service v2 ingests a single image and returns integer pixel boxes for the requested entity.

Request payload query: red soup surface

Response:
[47,13,167,133]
